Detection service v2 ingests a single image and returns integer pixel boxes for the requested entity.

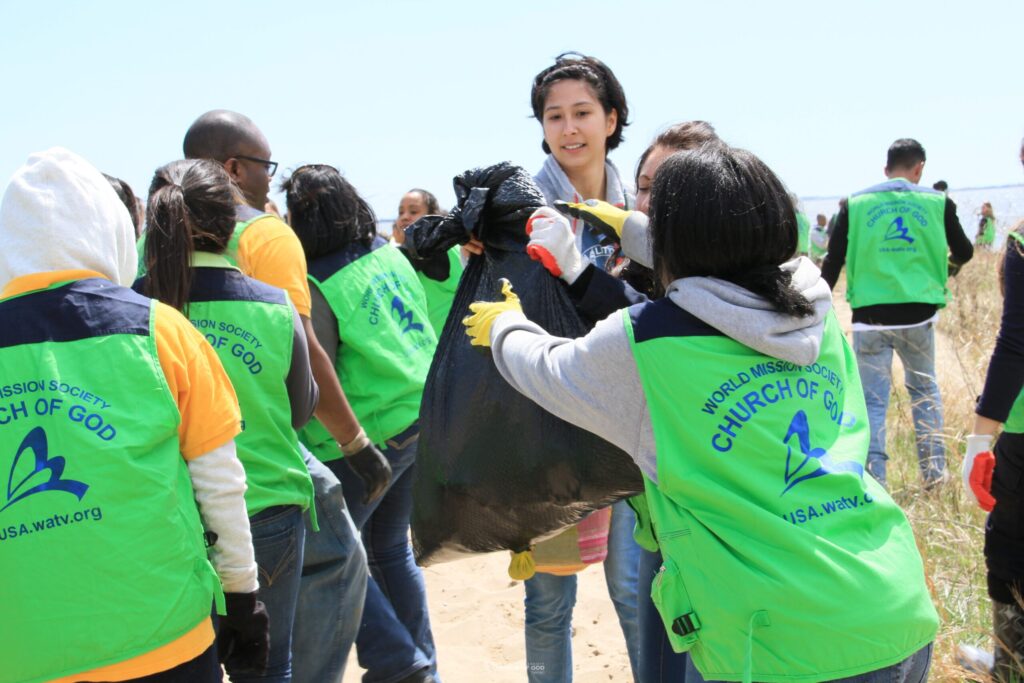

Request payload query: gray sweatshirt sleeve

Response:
[489,310,658,483]
[285,303,319,430]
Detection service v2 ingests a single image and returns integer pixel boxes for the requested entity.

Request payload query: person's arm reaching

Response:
[462,282,657,482]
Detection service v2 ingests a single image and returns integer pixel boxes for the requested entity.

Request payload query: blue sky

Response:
[2,0,1022,219]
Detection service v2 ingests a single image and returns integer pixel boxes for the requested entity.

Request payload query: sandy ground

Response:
[342,550,633,682]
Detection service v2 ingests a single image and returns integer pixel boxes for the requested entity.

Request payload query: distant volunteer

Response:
[0,148,265,683]
[393,187,465,335]
[137,159,319,683]
[283,164,440,683]
[464,145,938,682]
[821,137,973,487]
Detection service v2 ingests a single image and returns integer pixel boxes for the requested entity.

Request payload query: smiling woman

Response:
[522,51,643,683]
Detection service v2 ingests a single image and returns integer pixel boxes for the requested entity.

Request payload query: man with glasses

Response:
[184,110,390,683]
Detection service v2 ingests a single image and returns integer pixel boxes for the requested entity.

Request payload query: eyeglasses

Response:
[232,155,278,178]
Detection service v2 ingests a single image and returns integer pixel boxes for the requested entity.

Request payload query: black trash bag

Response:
[406,161,644,566]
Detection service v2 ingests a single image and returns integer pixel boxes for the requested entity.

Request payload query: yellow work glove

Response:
[554,199,632,240]
[462,278,522,348]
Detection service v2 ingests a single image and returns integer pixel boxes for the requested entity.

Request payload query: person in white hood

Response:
[0,148,265,682]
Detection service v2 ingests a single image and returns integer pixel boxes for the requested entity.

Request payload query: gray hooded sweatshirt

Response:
[489,257,833,484]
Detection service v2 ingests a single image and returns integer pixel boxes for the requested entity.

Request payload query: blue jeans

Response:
[291,450,368,683]
[853,324,945,487]
[638,548,691,683]
[330,423,438,683]
[524,499,641,683]
[225,504,306,683]
[684,642,932,682]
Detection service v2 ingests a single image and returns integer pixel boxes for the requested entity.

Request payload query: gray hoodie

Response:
[490,257,833,484]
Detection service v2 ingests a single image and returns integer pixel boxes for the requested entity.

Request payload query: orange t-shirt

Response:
[237,214,312,317]
[1,271,242,682]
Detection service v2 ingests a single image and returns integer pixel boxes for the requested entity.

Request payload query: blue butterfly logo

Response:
[781,411,862,495]
[1,427,89,513]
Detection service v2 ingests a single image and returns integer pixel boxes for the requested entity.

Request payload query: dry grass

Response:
[831,250,1005,681]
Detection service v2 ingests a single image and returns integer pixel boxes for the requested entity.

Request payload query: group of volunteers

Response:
[1,49,1021,683]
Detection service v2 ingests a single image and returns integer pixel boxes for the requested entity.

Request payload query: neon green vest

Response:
[417,246,464,336]
[625,302,937,681]
[301,243,436,460]
[134,210,267,279]
[980,217,996,246]
[846,179,949,309]
[0,279,221,683]
[181,253,313,515]
[795,212,810,256]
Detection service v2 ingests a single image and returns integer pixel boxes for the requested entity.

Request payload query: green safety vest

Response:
[171,252,312,516]
[795,212,810,256]
[301,241,436,460]
[0,278,221,683]
[624,299,937,681]
[980,217,996,246]
[846,179,949,309]
[417,246,464,336]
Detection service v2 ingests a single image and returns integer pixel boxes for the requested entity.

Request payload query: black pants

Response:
[93,645,221,683]
[986,432,1024,603]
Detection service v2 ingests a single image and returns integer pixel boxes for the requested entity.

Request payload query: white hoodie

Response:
[0,147,136,287]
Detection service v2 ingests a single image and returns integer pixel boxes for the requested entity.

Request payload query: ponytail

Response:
[144,183,194,312]
[143,159,237,312]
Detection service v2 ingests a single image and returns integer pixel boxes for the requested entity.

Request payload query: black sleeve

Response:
[566,264,649,323]
[944,197,974,266]
[820,204,849,290]
[977,241,1024,422]
[285,304,319,430]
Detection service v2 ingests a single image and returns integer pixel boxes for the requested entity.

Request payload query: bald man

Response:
[183,110,378,683]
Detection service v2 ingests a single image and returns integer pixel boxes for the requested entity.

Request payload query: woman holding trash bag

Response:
[465,144,938,682]
[529,120,723,683]
[524,50,643,683]
[283,164,441,683]
[137,158,319,683]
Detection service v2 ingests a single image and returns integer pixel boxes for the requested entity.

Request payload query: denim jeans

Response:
[853,324,945,487]
[291,449,368,683]
[638,548,691,683]
[524,499,641,683]
[224,504,306,683]
[330,423,438,683]
[685,642,932,682]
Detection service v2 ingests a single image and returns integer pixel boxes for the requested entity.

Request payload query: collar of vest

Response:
[1,269,109,300]
[191,251,238,270]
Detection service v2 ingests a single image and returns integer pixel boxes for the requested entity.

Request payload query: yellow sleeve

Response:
[237,215,313,316]
[153,302,242,459]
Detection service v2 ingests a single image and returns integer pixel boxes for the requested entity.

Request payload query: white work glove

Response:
[963,434,996,511]
[525,206,588,284]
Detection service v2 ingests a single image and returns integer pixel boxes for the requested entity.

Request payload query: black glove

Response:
[218,591,270,674]
[346,442,392,504]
